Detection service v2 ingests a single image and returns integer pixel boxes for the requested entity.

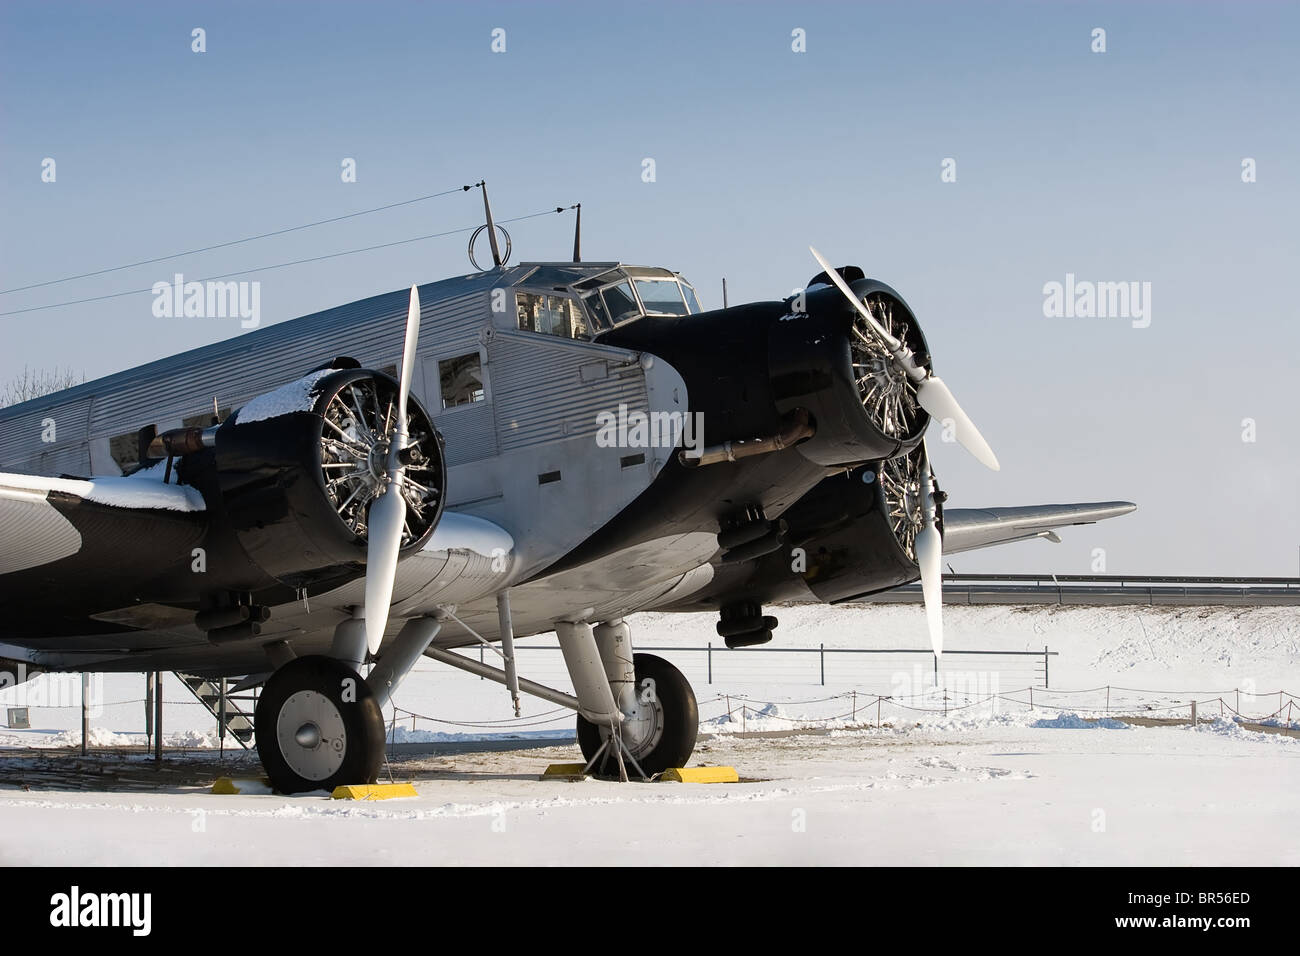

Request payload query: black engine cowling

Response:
[667,444,941,610]
[769,275,931,467]
[178,367,446,593]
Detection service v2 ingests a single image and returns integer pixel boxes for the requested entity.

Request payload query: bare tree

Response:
[0,365,86,409]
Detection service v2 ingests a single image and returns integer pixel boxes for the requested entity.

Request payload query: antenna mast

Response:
[479,180,502,268]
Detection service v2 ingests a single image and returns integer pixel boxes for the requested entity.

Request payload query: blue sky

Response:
[2,1,1298,575]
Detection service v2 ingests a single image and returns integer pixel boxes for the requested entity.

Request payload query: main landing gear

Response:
[557,618,698,779]
[253,611,700,791]
[254,615,442,794]
[575,652,698,778]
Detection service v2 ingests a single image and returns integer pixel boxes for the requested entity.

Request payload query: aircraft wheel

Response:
[576,653,698,776]
[254,655,385,794]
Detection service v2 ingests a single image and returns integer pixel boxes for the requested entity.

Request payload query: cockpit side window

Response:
[601,281,640,325]
[680,282,701,314]
[516,292,590,340]
[583,291,611,330]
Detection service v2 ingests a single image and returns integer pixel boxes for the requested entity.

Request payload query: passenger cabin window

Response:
[108,432,139,472]
[634,277,690,316]
[516,292,589,340]
[439,353,485,409]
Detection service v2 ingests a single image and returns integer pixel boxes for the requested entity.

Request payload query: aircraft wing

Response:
[941,501,1136,554]
[0,469,207,606]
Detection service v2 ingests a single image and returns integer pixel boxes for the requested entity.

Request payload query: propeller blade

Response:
[914,448,944,659]
[363,488,405,654]
[395,285,420,446]
[808,246,900,350]
[915,376,1000,472]
[808,245,1000,472]
[363,285,422,655]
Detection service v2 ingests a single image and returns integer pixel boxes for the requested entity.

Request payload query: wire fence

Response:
[381,687,1300,737]
[469,643,1056,690]
[2,658,1297,751]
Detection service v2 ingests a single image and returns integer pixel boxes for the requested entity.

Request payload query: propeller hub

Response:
[366,437,391,484]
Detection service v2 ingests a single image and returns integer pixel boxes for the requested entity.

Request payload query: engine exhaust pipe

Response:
[678,408,813,468]
[146,425,218,459]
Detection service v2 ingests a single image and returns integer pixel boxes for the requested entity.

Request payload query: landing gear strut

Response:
[576,653,698,777]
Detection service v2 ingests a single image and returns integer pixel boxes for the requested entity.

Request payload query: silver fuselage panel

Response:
[0,264,689,604]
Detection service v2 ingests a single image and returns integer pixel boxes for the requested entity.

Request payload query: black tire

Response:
[576,653,698,777]
[254,655,385,794]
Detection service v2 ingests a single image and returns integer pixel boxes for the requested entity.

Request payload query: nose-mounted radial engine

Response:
[641,248,997,658]
[799,246,997,657]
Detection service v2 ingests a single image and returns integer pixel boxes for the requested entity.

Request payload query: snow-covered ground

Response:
[1,604,1296,865]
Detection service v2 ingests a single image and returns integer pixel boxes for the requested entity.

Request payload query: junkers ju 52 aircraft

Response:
[0,211,1135,791]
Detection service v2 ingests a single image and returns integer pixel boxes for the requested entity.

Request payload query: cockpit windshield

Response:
[511,264,703,341]
[633,277,690,316]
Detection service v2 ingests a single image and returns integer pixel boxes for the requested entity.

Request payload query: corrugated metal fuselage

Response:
[0,263,837,673]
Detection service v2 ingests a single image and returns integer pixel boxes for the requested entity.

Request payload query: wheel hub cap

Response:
[276,690,347,782]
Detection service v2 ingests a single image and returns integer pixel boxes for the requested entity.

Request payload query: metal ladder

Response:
[177,674,257,749]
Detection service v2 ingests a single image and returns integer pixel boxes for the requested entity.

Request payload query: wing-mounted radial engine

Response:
[146,359,446,640]
[670,443,942,613]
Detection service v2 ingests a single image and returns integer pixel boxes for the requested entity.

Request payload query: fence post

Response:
[1029,687,1034,710]
[144,671,154,749]
[820,644,825,686]
[80,672,89,756]
[1043,646,1049,688]
[1106,686,1110,713]
[1190,700,1197,725]
[153,672,163,765]
[877,696,881,728]
[708,642,712,685]
[218,677,226,757]
[852,690,857,723]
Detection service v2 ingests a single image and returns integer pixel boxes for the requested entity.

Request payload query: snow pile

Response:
[385,726,572,744]
[167,730,221,748]
[1031,712,1130,730]
[45,727,139,748]
[1184,716,1300,746]
[23,728,226,749]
